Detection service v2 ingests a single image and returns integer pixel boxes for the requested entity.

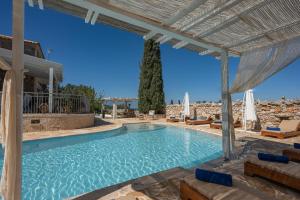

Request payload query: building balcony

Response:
[1,91,90,114]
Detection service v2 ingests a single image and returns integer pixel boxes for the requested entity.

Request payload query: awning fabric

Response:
[0,70,18,199]
[230,36,300,93]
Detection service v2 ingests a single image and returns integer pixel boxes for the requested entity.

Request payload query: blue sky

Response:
[1,1,299,102]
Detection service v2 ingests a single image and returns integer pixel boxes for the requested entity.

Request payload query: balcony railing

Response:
[0,92,90,114]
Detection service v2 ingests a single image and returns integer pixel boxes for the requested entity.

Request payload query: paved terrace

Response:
[23,118,300,145]
[20,118,300,200]
[68,138,300,200]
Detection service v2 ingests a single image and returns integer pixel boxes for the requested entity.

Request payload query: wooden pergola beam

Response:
[103,97,138,102]
[64,0,224,53]
[227,18,300,49]
[199,50,214,56]
[180,0,244,32]
[143,31,157,40]
[173,41,188,49]
[144,0,208,41]
[159,36,172,44]
[194,0,274,38]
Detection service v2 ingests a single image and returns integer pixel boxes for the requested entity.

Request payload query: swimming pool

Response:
[0,123,222,200]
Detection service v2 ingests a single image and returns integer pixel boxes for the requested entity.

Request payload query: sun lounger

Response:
[261,120,300,139]
[244,157,300,191]
[148,110,158,120]
[283,148,300,163]
[210,119,242,129]
[166,118,179,122]
[185,116,213,125]
[180,174,272,200]
[138,114,144,120]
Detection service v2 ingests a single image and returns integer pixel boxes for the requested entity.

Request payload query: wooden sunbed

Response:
[180,174,271,200]
[210,120,242,129]
[244,157,300,191]
[166,118,179,123]
[261,120,300,139]
[283,148,300,162]
[138,114,145,120]
[185,117,213,125]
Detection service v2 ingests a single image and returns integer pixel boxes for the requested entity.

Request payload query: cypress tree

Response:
[149,41,165,114]
[138,39,165,114]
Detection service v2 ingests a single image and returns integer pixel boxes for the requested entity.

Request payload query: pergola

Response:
[103,97,138,119]
[3,0,300,198]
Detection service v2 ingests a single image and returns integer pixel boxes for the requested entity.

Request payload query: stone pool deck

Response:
[152,119,300,145]
[23,117,300,145]
[20,117,300,199]
[22,118,147,141]
[69,137,300,200]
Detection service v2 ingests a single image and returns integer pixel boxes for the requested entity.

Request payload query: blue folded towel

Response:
[294,143,300,149]
[258,153,289,163]
[266,127,281,131]
[195,168,232,187]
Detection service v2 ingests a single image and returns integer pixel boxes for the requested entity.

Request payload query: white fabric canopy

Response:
[182,92,190,118]
[230,36,300,93]
[0,70,18,199]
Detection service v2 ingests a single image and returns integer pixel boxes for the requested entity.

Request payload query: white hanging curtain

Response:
[244,90,257,121]
[182,92,190,118]
[242,89,257,130]
[0,70,18,199]
[230,36,300,93]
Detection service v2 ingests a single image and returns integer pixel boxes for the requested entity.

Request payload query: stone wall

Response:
[23,113,95,133]
[166,100,300,129]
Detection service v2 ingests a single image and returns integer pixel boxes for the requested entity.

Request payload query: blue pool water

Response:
[0,123,222,200]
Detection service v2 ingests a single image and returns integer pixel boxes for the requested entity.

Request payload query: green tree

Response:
[138,39,165,114]
[60,84,103,113]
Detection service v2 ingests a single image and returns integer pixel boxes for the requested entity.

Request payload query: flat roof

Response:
[0,47,63,82]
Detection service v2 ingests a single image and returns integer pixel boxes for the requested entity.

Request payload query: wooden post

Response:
[220,50,235,160]
[12,0,24,198]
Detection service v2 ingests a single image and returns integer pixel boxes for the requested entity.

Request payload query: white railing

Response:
[0,92,90,114]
